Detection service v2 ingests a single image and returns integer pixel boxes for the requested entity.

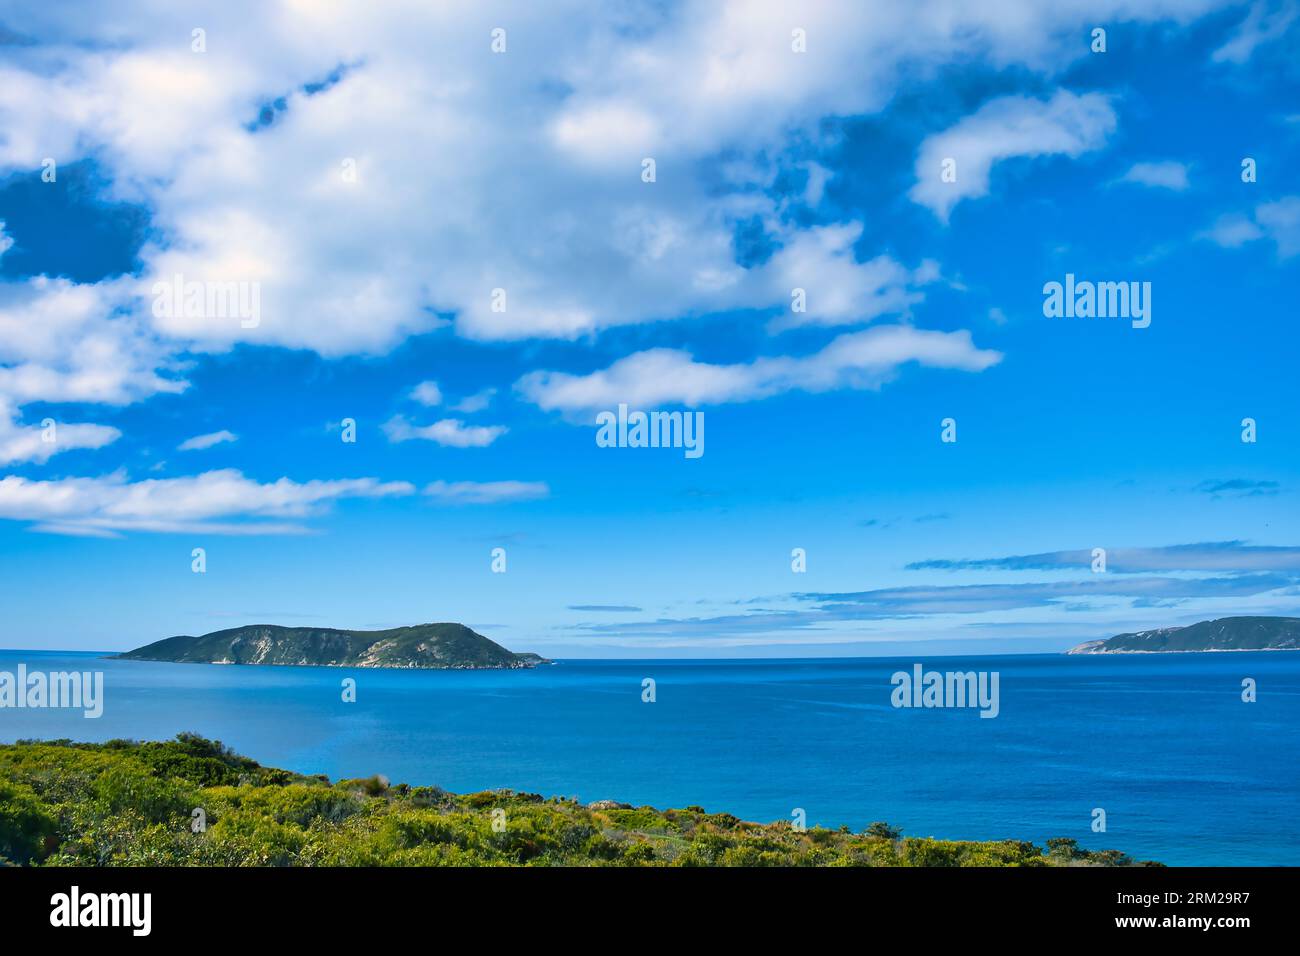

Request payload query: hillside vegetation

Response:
[0,734,1155,867]
[1068,616,1300,654]
[115,623,548,669]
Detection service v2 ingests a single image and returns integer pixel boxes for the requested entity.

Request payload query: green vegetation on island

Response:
[114,622,549,669]
[1067,615,1300,654]
[0,734,1157,867]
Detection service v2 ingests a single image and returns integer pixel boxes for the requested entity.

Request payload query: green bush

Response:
[0,779,58,864]
[0,735,1159,868]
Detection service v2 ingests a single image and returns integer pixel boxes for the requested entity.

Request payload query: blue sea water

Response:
[0,649,1296,866]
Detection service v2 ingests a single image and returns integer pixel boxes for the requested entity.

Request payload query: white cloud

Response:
[1201,196,1300,257]
[382,415,506,448]
[1201,214,1264,248]
[544,0,1218,169]
[0,399,120,466]
[178,429,238,451]
[550,104,662,165]
[0,0,1232,366]
[0,274,164,460]
[803,162,832,206]
[0,469,414,536]
[0,276,183,407]
[910,91,1117,221]
[0,221,12,259]
[0,0,1236,531]
[424,480,550,504]
[1212,0,1298,64]
[409,381,442,406]
[518,325,1002,411]
[1254,196,1300,257]
[1118,160,1190,191]
[452,389,496,414]
[759,224,937,331]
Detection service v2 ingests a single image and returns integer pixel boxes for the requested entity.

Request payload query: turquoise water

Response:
[1,649,1296,865]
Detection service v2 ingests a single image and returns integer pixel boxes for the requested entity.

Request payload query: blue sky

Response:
[0,1,1297,656]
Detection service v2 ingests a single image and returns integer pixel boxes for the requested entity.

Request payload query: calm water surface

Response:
[1,649,1296,865]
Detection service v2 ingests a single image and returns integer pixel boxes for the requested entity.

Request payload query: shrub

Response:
[0,780,58,864]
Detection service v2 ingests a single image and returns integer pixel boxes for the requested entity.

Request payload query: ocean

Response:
[1,649,1296,865]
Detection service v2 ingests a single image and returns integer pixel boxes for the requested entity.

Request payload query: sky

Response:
[0,0,1297,657]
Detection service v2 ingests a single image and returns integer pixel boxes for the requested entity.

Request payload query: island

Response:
[1067,615,1300,654]
[113,622,550,669]
[0,734,1156,867]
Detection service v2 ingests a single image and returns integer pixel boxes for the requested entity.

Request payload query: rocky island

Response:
[1067,616,1300,654]
[113,622,550,669]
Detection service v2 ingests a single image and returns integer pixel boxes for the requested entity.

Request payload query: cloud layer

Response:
[0,0,1235,423]
[519,325,1002,411]
[0,469,414,536]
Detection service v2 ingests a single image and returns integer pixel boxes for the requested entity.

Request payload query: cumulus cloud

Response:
[0,0,1231,365]
[0,469,414,536]
[1201,196,1300,257]
[6,2,918,350]
[1254,196,1300,257]
[0,0,1239,519]
[382,415,506,447]
[759,224,938,331]
[910,90,1117,221]
[1118,160,1190,191]
[518,325,1002,411]
[424,480,549,504]
[0,400,121,466]
[0,276,183,407]
[409,381,442,407]
[544,0,1217,167]
[178,429,237,451]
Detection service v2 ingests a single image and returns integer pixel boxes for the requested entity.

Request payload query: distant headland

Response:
[1067,616,1300,655]
[113,623,550,669]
